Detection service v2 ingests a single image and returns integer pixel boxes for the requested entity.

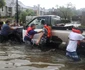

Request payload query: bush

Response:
[60,20,71,23]
[79,25,85,29]
[19,11,28,23]
[56,20,71,24]
[19,9,36,23]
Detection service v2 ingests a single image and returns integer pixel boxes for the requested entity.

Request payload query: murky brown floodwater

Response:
[0,43,85,70]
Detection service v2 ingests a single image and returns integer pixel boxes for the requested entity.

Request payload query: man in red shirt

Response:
[24,24,42,45]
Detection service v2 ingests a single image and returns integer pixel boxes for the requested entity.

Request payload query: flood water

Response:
[0,43,85,70]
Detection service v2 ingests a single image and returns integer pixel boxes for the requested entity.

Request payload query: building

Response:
[0,0,48,17]
[0,0,28,17]
[0,0,16,17]
[31,5,48,15]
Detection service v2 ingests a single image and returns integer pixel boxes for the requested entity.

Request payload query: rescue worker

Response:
[66,28,85,61]
[36,20,52,45]
[24,24,42,45]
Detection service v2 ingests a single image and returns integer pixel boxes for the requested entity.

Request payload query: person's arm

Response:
[31,30,43,34]
[10,27,15,30]
[37,30,43,33]
[80,38,85,42]
[36,29,46,45]
[79,34,85,42]
[9,26,18,30]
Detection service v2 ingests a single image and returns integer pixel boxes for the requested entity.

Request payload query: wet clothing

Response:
[44,25,51,38]
[66,32,84,52]
[66,31,84,61]
[0,24,22,43]
[26,27,33,39]
[66,51,80,61]
[24,27,38,44]
[72,28,82,45]
[40,25,51,45]
[25,30,37,39]
[28,30,37,36]
[42,25,51,38]
[24,25,51,45]
[1,24,10,35]
[25,27,37,39]
[0,24,11,43]
[42,28,48,38]
[24,36,32,44]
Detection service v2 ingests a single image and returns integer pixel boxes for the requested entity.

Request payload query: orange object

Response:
[44,25,52,37]
[26,27,33,39]
[72,28,81,45]
[72,28,81,34]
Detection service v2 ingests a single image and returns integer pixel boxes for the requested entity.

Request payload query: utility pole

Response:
[16,0,18,24]
[37,4,40,16]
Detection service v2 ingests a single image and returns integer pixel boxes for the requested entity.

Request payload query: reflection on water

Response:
[0,44,85,70]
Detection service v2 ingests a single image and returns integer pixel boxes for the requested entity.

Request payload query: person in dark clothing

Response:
[1,20,12,35]
[0,21,3,30]
[1,20,22,43]
[0,21,4,43]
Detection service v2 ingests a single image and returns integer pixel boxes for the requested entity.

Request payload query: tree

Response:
[57,3,76,20]
[0,0,5,17]
[19,9,36,23]
[46,3,77,21]
[19,11,28,23]
[0,0,5,8]
[26,9,36,16]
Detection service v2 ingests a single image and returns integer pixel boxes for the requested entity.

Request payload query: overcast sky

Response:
[19,0,85,9]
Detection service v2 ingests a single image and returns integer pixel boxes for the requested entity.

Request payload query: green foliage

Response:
[79,25,85,29]
[19,9,36,23]
[0,0,5,8]
[19,11,28,23]
[57,5,76,20]
[26,9,36,16]
[47,3,77,21]
[14,10,22,21]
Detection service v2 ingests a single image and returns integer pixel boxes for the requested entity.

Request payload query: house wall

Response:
[0,0,27,17]
[0,0,16,17]
[0,0,46,17]
[0,7,7,16]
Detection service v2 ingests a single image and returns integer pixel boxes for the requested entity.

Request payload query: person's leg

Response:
[1,35,8,43]
[66,51,81,61]
[8,32,22,43]
[13,34,22,43]
[71,52,81,61]
[36,32,44,45]
[8,33,13,40]
[24,36,32,45]
[66,51,72,58]
[46,37,50,46]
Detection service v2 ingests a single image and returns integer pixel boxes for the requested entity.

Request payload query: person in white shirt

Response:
[66,29,85,61]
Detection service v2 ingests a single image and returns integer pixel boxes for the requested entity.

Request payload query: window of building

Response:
[2,7,3,11]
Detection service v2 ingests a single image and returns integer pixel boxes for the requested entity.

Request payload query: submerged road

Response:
[0,43,85,70]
